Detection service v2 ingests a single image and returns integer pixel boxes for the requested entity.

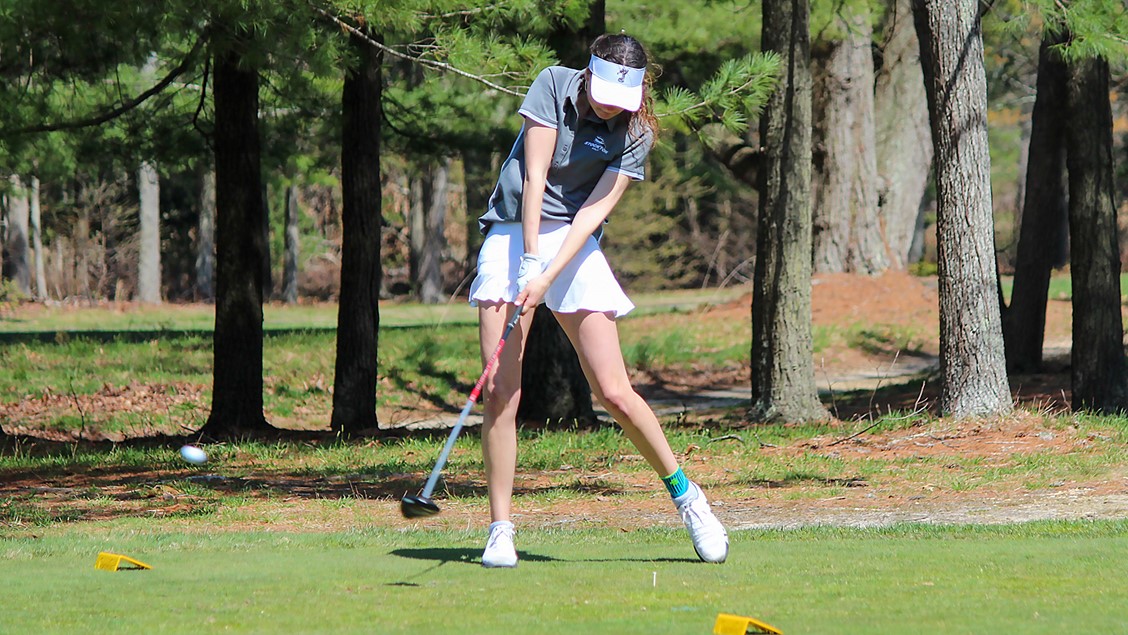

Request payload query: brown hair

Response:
[589,33,659,140]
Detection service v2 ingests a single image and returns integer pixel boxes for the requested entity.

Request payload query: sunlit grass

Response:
[2,522,1126,634]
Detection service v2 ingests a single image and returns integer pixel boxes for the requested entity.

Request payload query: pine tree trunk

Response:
[30,176,47,300]
[462,149,491,279]
[1066,56,1128,412]
[196,169,216,301]
[282,184,300,304]
[1002,35,1069,373]
[76,191,91,299]
[261,184,272,301]
[913,0,1011,418]
[518,309,596,425]
[420,158,449,304]
[875,0,932,269]
[409,173,426,296]
[201,37,274,437]
[4,175,31,297]
[331,29,384,435]
[810,6,886,274]
[751,0,829,423]
[137,161,161,304]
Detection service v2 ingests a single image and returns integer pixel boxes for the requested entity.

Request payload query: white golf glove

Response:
[517,253,549,292]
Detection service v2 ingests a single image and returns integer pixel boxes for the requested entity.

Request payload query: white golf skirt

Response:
[469,220,635,318]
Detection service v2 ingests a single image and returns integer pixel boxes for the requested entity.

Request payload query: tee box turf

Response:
[714,613,782,635]
[94,552,152,572]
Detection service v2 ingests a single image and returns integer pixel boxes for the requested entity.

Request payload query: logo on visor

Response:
[617,68,629,83]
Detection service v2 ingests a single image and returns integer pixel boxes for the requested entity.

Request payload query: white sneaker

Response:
[481,521,518,568]
[677,483,729,563]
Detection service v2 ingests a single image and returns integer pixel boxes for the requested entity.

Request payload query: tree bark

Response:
[4,175,31,297]
[912,0,1011,418]
[30,175,46,300]
[810,6,886,274]
[1066,56,1128,413]
[412,158,450,304]
[519,309,596,425]
[331,29,384,435]
[461,148,491,279]
[282,184,300,304]
[261,183,272,300]
[874,0,933,269]
[200,37,275,438]
[137,161,161,304]
[1002,35,1069,373]
[196,168,216,302]
[750,0,829,423]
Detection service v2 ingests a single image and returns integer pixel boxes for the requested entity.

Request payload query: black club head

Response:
[400,495,441,519]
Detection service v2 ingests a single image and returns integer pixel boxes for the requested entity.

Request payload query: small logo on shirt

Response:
[584,135,609,154]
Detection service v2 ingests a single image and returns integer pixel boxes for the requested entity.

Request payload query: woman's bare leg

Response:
[478,302,536,523]
[553,310,679,477]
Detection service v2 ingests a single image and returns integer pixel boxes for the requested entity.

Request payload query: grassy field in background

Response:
[996,272,1128,304]
[3,522,1126,634]
[0,285,751,333]
[0,286,753,435]
[0,271,1121,435]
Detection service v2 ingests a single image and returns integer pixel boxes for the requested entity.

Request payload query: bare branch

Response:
[7,38,206,136]
[417,4,505,20]
[310,4,526,98]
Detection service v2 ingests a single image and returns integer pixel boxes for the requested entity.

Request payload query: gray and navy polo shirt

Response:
[478,66,654,236]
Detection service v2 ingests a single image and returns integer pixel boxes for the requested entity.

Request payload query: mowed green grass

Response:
[3,522,1126,634]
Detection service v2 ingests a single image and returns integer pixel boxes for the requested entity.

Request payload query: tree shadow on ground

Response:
[821,365,1072,422]
[382,366,466,415]
[0,459,646,526]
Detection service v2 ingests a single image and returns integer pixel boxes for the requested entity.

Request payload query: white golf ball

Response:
[179,445,208,465]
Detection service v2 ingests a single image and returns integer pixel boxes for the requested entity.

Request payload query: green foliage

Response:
[992,0,1128,63]
[656,54,781,136]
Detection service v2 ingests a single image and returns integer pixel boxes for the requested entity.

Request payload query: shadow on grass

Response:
[391,547,558,565]
[732,473,869,489]
[392,548,699,563]
[389,547,698,565]
[382,366,466,416]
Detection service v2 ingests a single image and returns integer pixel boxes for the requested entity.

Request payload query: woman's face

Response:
[584,70,626,120]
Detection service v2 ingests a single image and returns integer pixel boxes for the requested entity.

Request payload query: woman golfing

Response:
[468,33,728,568]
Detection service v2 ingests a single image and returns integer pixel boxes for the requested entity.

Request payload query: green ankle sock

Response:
[661,467,690,499]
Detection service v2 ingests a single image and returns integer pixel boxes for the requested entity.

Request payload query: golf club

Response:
[401,309,523,519]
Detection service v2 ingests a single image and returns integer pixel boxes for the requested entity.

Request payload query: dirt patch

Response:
[4,414,1125,534]
[5,273,1124,533]
[3,382,205,442]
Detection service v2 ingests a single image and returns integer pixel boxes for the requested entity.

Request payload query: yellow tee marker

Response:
[714,613,782,635]
[94,552,152,571]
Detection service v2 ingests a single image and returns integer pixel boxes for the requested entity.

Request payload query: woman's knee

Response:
[483,378,521,418]
[595,383,642,418]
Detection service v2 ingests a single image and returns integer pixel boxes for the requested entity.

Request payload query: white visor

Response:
[587,55,645,112]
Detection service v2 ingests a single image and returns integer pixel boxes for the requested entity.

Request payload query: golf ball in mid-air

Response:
[179,445,208,465]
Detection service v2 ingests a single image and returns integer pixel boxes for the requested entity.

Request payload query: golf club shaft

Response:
[419,309,523,498]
